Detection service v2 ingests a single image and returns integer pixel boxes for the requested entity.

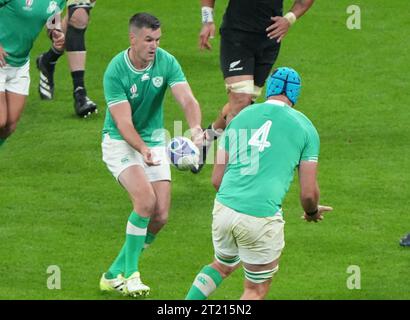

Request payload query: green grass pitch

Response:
[0,0,409,299]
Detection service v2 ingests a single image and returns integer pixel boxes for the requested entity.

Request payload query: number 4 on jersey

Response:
[248,120,272,152]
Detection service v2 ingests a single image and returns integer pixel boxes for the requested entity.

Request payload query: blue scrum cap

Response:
[266,67,301,105]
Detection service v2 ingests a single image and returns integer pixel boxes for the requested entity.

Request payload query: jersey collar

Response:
[265,99,291,108]
[124,48,153,74]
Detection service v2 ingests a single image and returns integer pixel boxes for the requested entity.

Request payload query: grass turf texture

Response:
[0,0,409,299]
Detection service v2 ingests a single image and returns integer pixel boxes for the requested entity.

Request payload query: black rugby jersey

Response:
[221,0,284,34]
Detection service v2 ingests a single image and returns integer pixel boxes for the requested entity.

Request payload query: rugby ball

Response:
[167,136,199,171]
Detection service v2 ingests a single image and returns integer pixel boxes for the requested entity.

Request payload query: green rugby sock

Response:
[0,138,6,148]
[106,244,125,279]
[185,265,223,300]
[124,211,150,278]
[143,232,156,250]
[106,211,149,279]
[107,231,156,278]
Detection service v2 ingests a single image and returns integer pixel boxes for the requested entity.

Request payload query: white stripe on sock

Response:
[126,222,147,236]
[193,273,217,297]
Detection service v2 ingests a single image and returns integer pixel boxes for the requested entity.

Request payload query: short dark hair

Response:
[129,13,161,32]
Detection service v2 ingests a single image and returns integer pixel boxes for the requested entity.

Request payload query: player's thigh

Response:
[235,214,285,265]
[254,41,281,88]
[220,30,255,80]
[102,133,144,180]
[146,147,171,217]
[5,91,27,129]
[151,180,171,217]
[0,67,8,127]
[211,200,241,266]
[4,62,30,115]
[102,135,156,214]
[0,92,7,128]
[143,146,171,183]
[119,165,156,216]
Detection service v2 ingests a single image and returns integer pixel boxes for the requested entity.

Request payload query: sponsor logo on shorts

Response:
[229,60,243,72]
[152,76,163,88]
[121,156,130,164]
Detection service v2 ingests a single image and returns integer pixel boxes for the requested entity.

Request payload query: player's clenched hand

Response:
[302,205,333,223]
[266,16,291,43]
[141,147,161,166]
[0,45,8,68]
[199,22,215,50]
[51,29,65,51]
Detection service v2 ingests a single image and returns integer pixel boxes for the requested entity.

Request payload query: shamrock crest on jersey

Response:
[152,76,163,88]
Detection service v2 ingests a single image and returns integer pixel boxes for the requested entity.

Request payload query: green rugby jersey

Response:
[216,100,320,218]
[0,0,65,67]
[103,47,187,147]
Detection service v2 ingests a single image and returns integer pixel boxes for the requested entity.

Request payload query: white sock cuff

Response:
[193,273,217,297]
[126,222,147,236]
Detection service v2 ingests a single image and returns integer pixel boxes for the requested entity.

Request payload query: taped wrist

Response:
[201,6,214,24]
[284,12,297,26]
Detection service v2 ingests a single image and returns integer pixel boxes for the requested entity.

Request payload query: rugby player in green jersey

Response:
[186,67,332,300]
[99,13,203,297]
[0,0,65,148]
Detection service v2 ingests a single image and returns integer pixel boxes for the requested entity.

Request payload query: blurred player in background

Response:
[99,13,202,297]
[36,0,97,118]
[400,233,410,247]
[185,67,332,300]
[0,0,65,149]
[192,0,315,173]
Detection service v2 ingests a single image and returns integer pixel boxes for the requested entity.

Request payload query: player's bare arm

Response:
[0,45,7,67]
[298,160,333,222]
[212,148,228,190]
[109,102,159,166]
[171,82,203,148]
[199,0,216,50]
[266,0,315,43]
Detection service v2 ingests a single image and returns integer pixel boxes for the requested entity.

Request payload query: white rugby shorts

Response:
[212,200,285,265]
[0,61,30,95]
[102,133,171,182]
